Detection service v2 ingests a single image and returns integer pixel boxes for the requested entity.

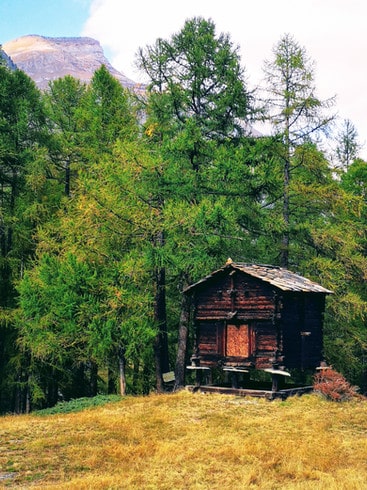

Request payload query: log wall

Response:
[192,271,324,371]
[194,273,276,321]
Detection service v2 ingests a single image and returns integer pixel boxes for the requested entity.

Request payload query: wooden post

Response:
[271,373,280,392]
[223,367,249,389]
[186,366,211,388]
[264,368,291,393]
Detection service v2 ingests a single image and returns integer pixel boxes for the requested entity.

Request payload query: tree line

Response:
[1,18,366,413]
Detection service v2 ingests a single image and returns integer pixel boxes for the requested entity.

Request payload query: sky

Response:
[2,0,367,157]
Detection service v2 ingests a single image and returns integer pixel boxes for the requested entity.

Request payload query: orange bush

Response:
[313,368,363,402]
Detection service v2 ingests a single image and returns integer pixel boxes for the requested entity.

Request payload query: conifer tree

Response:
[263,34,335,267]
[0,65,51,412]
[138,17,257,389]
[45,75,87,197]
[335,118,361,171]
[16,68,149,403]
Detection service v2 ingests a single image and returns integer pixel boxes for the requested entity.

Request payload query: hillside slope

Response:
[3,35,141,91]
[0,391,366,489]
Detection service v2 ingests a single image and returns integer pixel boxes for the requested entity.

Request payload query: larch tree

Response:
[77,134,163,394]
[261,39,366,384]
[0,65,50,413]
[335,118,361,171]
[138,17,257,390]
[16,67,153,404]
[79,65,138,156]
[44,75,87,197]
[263,33,335,267]
[138,17,253,167]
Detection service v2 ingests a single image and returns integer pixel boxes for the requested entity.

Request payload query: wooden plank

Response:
[226,324,250,357]
[223,367,249,373]
[264,368,291,377]
[186,384,314,399]
[257,334,277,351]
[186,366,211,370]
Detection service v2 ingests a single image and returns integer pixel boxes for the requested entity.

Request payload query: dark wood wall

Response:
[281,293,325,369]
[191,272,325,371]
[194,272,276,321]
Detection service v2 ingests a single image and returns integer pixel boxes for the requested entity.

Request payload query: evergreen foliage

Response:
[335,119,361,171]
[262,34,335,266]
[0,22,366,412]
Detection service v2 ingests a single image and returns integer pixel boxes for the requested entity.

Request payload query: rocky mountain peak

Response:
[3,35,140,91]
[0,46,17,71]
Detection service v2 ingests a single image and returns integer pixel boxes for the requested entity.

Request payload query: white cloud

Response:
[82,0,367,154]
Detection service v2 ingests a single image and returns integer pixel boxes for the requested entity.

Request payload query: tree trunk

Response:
[13,378,21,414]
[280,155,290,268]
[153,228,169,391]
[107,365,117,394]
[281,112,291,268]
[132,359,140,394]
[118,345,126,396]
[174,287,191,391]
[155,265,169,372]
[154,332,164,393]
[89,361,98,397]
[47,370,59,407]
[65,159,71,197]
[73,363,86,398]
[25,374,31,414]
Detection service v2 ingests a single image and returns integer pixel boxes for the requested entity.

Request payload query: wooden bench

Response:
[263,368,291,392]
[223,366,249,388]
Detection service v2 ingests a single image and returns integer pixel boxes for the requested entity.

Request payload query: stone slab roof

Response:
[184,260,333,294]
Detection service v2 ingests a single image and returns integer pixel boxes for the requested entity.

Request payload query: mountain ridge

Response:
[3,35,142,91]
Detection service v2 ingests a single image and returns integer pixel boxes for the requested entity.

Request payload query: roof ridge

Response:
[231,262,282,269]
[184,261,333,295]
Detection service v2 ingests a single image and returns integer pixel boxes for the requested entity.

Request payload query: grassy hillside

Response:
[0,391,367,489]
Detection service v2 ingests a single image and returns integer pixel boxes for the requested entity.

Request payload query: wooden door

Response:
[226,324,254,358]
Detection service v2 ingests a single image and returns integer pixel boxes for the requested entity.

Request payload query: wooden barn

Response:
[184,260,332,395]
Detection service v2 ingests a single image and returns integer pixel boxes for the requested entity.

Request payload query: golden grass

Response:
[1,391,367,489]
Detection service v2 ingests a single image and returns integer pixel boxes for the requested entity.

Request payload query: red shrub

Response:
[313,368,362,402]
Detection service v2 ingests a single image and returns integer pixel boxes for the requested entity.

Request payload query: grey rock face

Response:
[0,47,17,70]
[3,35,141,91]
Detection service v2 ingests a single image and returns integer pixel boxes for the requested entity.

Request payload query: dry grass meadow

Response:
[1,390,367,489]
